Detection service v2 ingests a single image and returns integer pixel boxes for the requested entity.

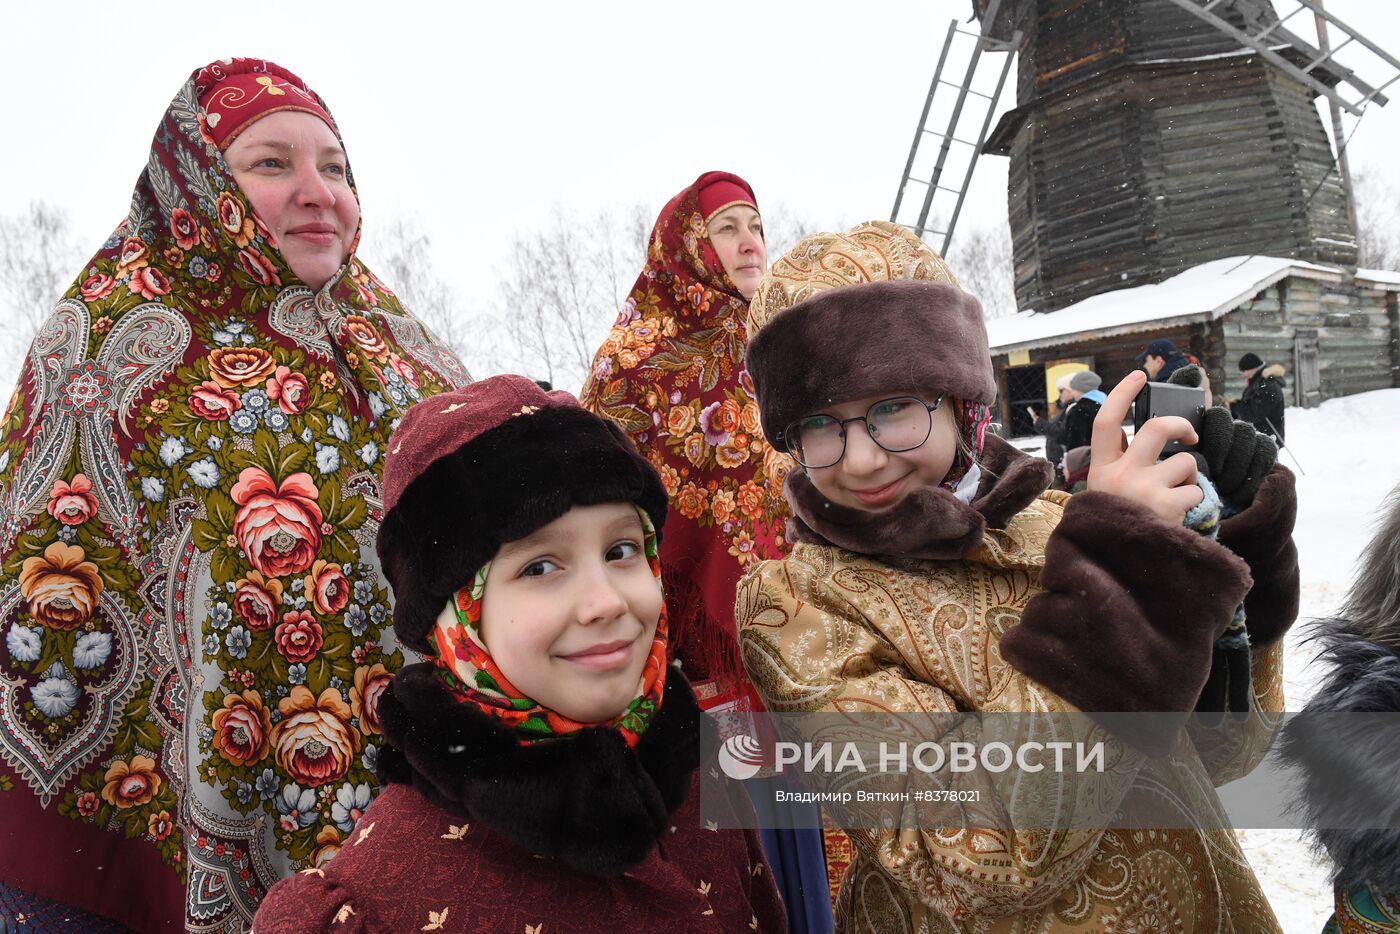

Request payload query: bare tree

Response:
[1354,168,1400,271]
[0,202,86,376]
[494,204,655,392]
[948,221,1018,319]
[357,216,494,375]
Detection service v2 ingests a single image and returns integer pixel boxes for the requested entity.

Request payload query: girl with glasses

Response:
[736,221,1302,932]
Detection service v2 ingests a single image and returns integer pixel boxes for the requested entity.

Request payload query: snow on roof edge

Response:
[1357,267,1400,289]
[987,257,1343,355]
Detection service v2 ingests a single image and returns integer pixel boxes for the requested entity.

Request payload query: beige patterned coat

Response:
[737,490,1286,933]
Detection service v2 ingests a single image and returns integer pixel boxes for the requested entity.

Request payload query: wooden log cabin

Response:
[962,0,1399,435]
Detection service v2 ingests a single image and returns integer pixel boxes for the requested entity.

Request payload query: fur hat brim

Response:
[744,279,995,450]
[377,405,668,654]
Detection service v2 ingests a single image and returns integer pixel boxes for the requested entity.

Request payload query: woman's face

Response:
[223,111,359,290]
[706,204,766,299]
[479,503,662,724]
[803,392,960,512]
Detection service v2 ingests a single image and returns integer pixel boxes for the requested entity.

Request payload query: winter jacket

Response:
[736,436,1299,932]
[1232,364,1287,443]
[1060,394,1102,452]
[1030,411,1069,480]
[253,669,785,933]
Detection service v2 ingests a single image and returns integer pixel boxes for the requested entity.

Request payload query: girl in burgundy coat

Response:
[254,375,785,933]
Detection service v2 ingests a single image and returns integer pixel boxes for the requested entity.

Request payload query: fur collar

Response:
[377,664,702,875]
[784,433,1053,560]
[1260,364,1286,382]
[1280,620,1400,893]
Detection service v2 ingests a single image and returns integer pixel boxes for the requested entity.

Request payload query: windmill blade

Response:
[889,1,1020,255]
[1162,0,1400,115]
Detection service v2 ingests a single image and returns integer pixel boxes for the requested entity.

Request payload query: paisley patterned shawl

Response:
[0,58,468,932]
[579,172,793,703]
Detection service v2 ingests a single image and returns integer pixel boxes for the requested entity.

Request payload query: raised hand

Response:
[1087,370,1204,523]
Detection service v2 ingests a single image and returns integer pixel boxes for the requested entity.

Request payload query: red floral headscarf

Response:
[0,57,468,930]
[580,172,792,705]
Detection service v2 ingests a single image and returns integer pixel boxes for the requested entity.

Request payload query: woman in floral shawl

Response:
[0,58,468,932]
[580,172,833,933]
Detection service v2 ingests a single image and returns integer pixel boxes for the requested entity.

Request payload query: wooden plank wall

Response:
[986,0,1356,314]
[1212,278,1395,402]
[988,273,1400,433]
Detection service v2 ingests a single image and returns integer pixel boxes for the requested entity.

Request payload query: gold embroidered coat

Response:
[736,490,1286,933]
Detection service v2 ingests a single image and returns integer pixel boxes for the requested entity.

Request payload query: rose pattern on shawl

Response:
[303,560,349,615]
[19,543,104,630]
[101,755,162,809]
[47,475,99,526]
[211,691,272,766]
[209,346,277,388]
[274,611,324,663]
[230,467,323,578]
[266,365,310,415]
[0,61,468,930]
[232,570,283,631]
[348,663,391,735]
[188,380,242,420]
[270,686,359,788]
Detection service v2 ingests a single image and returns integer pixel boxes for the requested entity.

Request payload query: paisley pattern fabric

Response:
[428,507,668,747]
[736,491,1288,933]
[0,62,468,932]
[1326,885,1400,933]
[579,174,794,702]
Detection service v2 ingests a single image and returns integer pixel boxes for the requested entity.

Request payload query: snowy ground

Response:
[1239,388,1400,933]
[1020,389,1400,932]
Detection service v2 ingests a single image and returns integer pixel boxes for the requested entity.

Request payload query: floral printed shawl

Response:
[579,172,792,706]
[0,59,468,933]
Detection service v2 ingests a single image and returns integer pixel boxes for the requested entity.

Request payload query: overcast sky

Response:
[5,0,1399,324]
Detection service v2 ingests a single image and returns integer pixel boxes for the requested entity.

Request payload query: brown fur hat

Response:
[744,221,995,451]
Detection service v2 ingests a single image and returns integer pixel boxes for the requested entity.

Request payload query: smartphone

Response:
[1132,382,1206,457]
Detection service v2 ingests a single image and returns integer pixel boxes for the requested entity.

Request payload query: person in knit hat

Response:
[1060,368,1106,452]
[736,221,1301,931]
[1230,352,1288,443]
[254,375,784,933]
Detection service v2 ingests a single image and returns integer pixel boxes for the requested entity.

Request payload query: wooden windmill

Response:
[891,0,1400,313]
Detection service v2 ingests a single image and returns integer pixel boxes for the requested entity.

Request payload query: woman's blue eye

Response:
[607,541,641,561]
[520,559,559,578]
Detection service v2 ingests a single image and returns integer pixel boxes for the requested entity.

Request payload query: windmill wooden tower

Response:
[892,0,1398,311]
[891,0,1400,435]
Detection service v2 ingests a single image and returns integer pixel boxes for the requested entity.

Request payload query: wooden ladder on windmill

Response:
[889,0,1021,256]
[1164,0,1400,229]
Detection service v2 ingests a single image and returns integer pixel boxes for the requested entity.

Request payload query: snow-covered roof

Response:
[1357,267,1400,290]
[986,256,1344,354]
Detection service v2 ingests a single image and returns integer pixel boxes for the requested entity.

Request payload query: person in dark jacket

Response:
[1060,369,1106,452]
[1029,374,1074,486]
[1137,338,1193,382]
[254,376,786,933]
[1230,352,1287,443]
[1281,483,1400,933]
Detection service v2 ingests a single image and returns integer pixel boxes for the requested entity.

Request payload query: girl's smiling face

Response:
[478,503,662,724]
[800,392,960,512]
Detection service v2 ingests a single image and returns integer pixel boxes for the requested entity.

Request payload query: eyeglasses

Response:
[780,395,945,469]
